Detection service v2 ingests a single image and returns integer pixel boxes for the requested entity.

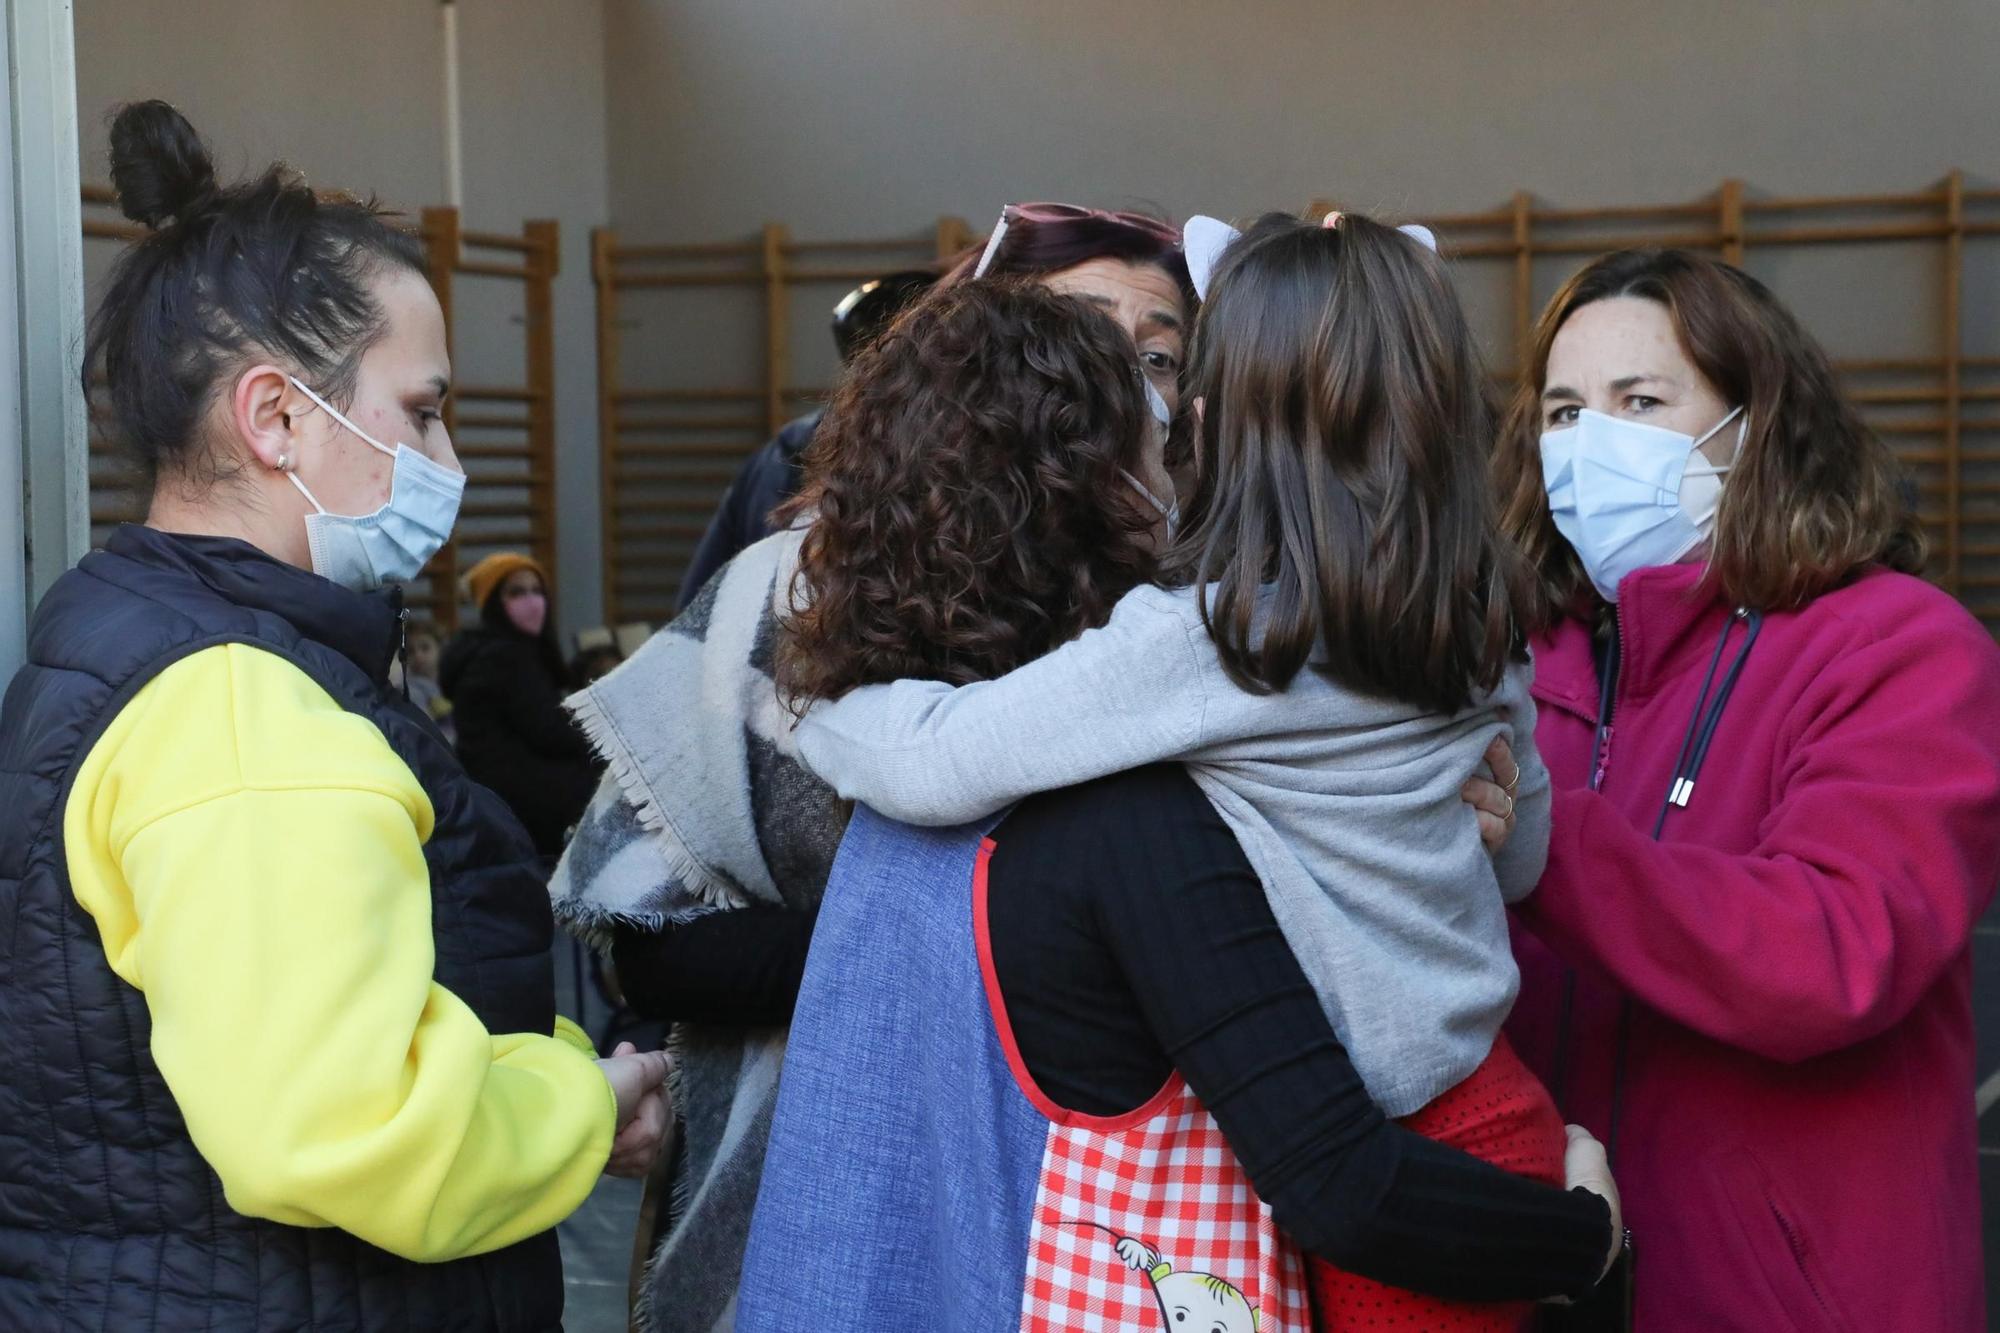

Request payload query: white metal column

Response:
[1,0,85,680]
[0,4,21,679]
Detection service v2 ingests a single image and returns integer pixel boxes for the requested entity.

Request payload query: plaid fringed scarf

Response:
[548,528,849,1332]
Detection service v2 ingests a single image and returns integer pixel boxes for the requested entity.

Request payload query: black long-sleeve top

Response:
[612,904,816,1028]
[985,764,1611,1303]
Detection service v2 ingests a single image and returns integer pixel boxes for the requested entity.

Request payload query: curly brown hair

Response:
[777,279,1160,707]
[1496,249,1926,631]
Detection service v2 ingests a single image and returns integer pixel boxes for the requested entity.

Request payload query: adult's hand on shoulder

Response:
[1464,734,1521,854]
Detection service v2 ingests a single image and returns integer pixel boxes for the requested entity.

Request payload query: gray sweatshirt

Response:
[794,582,1551,1117]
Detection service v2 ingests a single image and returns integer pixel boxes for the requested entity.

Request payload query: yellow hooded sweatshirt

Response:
[62,641,615,1261]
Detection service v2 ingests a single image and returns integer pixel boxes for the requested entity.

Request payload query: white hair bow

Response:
[1182,212,1440,302]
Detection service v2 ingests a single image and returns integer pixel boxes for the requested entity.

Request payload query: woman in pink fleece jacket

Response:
[1493,246,2000,1331]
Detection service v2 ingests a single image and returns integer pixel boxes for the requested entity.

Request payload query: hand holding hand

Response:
[595,1041,672,1179]
[604,1085,669,1178]
[595,1040,669,1127]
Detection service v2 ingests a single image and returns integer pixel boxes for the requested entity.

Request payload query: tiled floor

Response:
[553,908,2000,1332]
[559,1175,644,1333]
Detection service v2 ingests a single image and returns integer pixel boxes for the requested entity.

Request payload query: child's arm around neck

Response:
[794,584,1217,825]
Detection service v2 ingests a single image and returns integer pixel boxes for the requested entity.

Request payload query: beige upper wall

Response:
[598,0,2000,420]
[605,0,2000,238]
[73,1,444,208]
[66,0,2000,623]
[72,0,614,630]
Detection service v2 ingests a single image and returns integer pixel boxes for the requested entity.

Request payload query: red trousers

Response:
[1310,1033,1566,1332]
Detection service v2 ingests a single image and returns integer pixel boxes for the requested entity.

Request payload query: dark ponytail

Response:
[83,100,426,486]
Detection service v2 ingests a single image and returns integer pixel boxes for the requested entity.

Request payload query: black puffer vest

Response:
[0,526,565,1331]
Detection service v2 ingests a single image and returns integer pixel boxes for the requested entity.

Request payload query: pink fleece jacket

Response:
[1508,561,2000,1332]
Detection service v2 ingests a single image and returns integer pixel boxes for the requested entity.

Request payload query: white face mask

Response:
[1121,468,1180,535]
[283,376,465,591]
[1121,377,1180,537]
[1540,405,1744,602]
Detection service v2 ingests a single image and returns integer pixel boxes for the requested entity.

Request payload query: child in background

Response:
[797,212,1613,1329]
[402,619,455,743]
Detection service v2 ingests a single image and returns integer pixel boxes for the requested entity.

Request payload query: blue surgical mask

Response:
[1540,405,1744,602]
[283,376,465,591]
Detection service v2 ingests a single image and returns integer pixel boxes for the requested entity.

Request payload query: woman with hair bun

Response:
[0,102,666,1331]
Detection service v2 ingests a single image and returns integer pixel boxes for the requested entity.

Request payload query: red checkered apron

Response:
[1017,1076,1313,1332]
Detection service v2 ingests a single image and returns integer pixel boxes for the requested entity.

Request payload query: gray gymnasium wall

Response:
[601,0,2000,405]
[71,0,613,631]
[605,0,2000,231]
[67,0,2000,628]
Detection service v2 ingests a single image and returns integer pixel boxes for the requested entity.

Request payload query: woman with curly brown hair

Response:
[549,203,1212,1331]
[746,222,1623,1331]
[772,292,1167,707]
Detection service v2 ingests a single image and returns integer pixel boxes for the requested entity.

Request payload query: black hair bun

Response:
[108,100,217,229]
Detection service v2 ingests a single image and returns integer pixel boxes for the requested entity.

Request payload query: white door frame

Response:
[1,0,86,679]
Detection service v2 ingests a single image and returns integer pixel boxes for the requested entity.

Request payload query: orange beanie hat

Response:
[462,551,547,614]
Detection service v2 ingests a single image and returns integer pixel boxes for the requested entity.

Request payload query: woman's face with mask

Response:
[1039,257,1188,523]
[498,569,549,638]
[1540,295,1735,466]
[278,269,460,520]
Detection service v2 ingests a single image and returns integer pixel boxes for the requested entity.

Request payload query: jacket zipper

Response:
[1590,726,1614,791]
[396,602,411,701]
[1554,609,1626,1119]
[1598,599,1630,792]
[1602,600,1635,1161]
[1552,600,1632,1128]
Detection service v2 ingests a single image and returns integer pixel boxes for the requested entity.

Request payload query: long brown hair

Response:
[1496,248,1926,631]
[777,280,1159,707]
[1170,212,1529,715]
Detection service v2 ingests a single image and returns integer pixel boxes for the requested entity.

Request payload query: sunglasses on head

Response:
[973,201,1181,278]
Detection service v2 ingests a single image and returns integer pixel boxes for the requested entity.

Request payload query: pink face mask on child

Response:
[505,592,548,638]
